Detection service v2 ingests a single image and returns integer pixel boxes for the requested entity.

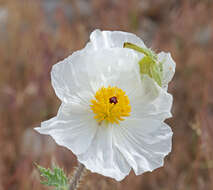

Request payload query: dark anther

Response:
[109,96,118,104]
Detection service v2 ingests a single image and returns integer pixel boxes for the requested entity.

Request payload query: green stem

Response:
[123,42,149,56]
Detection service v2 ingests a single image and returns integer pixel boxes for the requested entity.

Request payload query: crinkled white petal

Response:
[90,29,146,50]
[157,52,176,90]
[51,51,95,103]
[51,47,141,103]
[130,75,173,121]
[77,125,131,181]
[114,120,173,175]
[87,48,142,98]
[35,104,98,155]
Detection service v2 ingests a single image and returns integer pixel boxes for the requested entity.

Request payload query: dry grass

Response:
[0,0,213,189]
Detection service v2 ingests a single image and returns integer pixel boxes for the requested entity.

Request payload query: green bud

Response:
[123,42,163,86]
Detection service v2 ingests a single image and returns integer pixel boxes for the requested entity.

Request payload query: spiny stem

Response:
[69,162,87,190]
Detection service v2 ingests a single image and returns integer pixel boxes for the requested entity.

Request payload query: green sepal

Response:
[138,56,163,87]
[35,163,69,190]
[124,42,163,86]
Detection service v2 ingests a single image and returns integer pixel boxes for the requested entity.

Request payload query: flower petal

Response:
[114,119,173,175]
[35,104,97,155]
[130,75,173,121]
[77,126,131,181]
[87,48,142,97]
[51,47,141,103]
[51,51,96,103]
[90,29,146,50]
[157,52,176,90]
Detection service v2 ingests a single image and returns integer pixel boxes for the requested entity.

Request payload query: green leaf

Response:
[35,163,69,190]
[123,42,163,86]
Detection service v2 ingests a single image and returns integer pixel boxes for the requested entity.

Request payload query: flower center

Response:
[90,86,131,125]
[109,96,118,104]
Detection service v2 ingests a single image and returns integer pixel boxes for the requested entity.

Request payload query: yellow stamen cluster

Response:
[90,86,131,125]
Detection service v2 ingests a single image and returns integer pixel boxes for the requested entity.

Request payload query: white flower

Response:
[35,30,175,181]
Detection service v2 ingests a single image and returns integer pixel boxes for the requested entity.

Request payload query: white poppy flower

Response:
[35,30,175,181]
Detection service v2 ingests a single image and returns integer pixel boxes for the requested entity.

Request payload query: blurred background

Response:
[0,0,213,189]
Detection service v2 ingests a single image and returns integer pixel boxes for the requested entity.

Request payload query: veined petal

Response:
[128,75,159,105]
[114,120,173,175]
[130,75,173,121]
[51,47,141,103]
[157,52,176,90]
[93,49,142,98]
[35,104,97,155]
[77,126,131,181]
[90,29,146,50]
[51,52,95,104]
